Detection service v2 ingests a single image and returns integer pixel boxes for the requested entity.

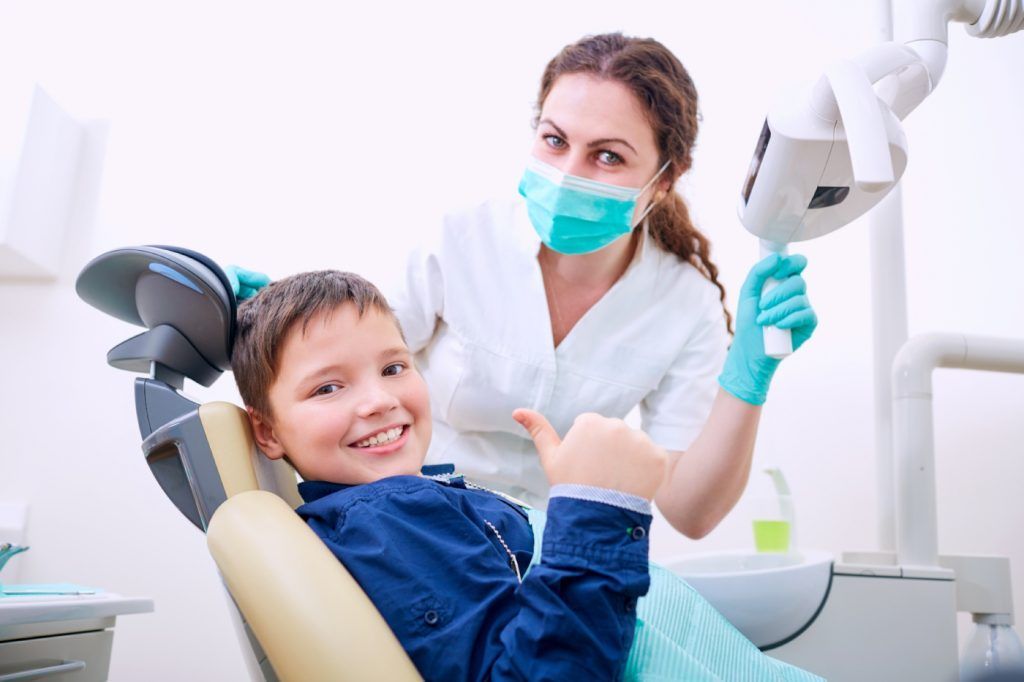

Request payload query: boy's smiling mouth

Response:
[351,424,409,449]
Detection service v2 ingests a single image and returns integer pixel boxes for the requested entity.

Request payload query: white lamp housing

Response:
[737,43,929,246]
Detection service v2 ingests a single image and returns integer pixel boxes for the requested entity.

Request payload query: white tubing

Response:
[905,39,949,91]
[893,0,985,44]
[892,333,1024,567]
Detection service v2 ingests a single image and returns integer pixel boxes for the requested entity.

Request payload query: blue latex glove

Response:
[718,254,817,405]
[225,265,271,301]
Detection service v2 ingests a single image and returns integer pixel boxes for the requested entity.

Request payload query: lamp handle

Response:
[760,240,793,360]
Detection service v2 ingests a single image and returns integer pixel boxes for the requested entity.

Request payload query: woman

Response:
[231,33,815,537]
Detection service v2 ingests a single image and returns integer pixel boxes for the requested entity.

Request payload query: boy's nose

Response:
[355,384,401,418]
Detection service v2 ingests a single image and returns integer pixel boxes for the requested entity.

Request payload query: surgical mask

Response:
[518,157,670,255]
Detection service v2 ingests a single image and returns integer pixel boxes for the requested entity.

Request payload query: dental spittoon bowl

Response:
[664,549,834,648]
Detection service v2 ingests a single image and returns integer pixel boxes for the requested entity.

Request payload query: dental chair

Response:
[76,246,422,682]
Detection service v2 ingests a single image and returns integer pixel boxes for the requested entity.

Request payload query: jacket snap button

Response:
[424,609,440,626]
[630,526,646,540]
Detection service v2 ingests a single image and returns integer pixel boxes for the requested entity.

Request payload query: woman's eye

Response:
[382,363,406,377]
[597,150,623,166]
[543,134,566,150]
[314,384,341,396]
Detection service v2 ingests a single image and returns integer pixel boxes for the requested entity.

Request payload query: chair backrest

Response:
[198,401,421,682]
[197,401,303,508]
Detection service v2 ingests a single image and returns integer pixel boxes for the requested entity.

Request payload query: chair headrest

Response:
[77,245,236,386]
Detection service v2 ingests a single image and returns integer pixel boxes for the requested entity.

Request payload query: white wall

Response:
[0,1,1021,679]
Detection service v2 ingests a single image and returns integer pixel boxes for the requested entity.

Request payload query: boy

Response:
[231,270,820,681]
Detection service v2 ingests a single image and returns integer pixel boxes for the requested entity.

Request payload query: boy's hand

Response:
[513,409,668,501]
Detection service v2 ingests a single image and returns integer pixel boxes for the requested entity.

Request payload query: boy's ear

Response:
[248,406,286,460]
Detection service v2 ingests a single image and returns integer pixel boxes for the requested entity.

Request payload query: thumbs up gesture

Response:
[512,409,668,501]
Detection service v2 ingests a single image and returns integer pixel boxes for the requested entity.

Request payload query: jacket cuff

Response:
[542,497,652,569]
[549,484,652,515]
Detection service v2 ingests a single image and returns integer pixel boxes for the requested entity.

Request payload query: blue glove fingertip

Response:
[756,252,782,274]
[775,254,809,278]
[244,270,272,287]
[742,253,782,298]
[226,264,241,292]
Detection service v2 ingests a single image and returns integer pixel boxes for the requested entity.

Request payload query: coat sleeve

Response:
[387,233,445,354]
[639,283,730,453]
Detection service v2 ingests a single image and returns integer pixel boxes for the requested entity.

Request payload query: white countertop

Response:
[0,592,153,627]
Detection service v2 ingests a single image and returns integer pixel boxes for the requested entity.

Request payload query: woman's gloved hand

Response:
[718,254,817,405]
[225,265,271,301]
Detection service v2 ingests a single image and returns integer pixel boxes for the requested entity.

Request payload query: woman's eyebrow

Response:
[587,137,638,156]
[538,118,568,139]
[538,118,637,156]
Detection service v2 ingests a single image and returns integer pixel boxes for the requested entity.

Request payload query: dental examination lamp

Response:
[737,0,1023,358]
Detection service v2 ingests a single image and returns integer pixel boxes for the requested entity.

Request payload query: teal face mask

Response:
[517,157,670,255]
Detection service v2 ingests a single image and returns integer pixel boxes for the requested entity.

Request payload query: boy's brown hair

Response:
[231,270,398,419]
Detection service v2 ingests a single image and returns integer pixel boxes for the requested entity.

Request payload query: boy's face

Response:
[251,302,431,485]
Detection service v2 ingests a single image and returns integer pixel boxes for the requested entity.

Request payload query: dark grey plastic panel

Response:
[141,409,228,531]
[110,325,220,388]
[134,378,199,440]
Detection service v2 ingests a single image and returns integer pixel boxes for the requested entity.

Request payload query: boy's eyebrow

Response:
[297,364,346,388]
[295,347,411,389]
[380,346,411,361]
[538,118,638,156]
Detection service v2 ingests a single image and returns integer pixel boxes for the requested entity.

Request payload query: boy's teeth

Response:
[356,426,403,448]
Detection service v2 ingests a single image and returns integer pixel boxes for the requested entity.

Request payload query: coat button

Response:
[424,609,440,626]
[630,526,646,540]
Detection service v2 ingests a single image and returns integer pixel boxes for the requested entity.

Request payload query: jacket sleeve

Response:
[488,497,652,682]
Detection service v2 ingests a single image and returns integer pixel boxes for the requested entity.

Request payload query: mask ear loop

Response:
[633,160,672,228]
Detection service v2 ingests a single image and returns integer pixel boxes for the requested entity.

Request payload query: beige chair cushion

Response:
[198,401,420,680]
[198,401,303,508]
[208,491,421,682]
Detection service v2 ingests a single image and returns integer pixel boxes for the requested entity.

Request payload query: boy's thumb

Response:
[512,408,560,463]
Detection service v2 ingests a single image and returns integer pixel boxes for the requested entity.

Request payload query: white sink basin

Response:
[663,549,834,648]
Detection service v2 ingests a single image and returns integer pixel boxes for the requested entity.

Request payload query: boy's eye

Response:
[597,149,623,166]
[543,134,566,150]
[314,384,342,396]
[382,363,406,377]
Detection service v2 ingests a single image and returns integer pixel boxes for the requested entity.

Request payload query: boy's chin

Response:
[362,457,427,482]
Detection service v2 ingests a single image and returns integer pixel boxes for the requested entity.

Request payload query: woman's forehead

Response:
[541,74,656,150]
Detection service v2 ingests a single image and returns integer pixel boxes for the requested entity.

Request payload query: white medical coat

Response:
[388,198,730,507]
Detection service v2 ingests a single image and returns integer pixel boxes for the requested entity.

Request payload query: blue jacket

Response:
[297,470,652,681]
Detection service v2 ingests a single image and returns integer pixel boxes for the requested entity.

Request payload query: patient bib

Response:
[523,508,822,682]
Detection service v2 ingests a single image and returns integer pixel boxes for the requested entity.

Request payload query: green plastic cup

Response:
[753,519,791,553]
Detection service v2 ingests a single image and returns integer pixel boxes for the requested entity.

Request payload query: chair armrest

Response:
[207,490,422,682]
